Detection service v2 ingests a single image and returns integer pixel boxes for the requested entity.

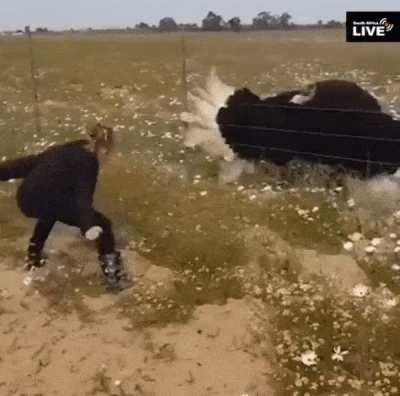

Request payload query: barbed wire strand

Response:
[237,103,398,116]
[221,123,400,143]
[230,142,400,167]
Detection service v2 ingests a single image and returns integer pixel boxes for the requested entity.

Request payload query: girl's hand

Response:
[85,226,103,240]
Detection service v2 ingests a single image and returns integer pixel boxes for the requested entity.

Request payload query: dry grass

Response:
[1,30,400,394]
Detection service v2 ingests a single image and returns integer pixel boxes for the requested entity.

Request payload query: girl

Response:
[0,123,130,291]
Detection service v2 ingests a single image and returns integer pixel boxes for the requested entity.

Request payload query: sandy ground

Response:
[0,223,370,396]
[0,226,276,396]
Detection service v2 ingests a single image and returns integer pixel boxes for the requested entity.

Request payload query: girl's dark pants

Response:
[28,210,116,261]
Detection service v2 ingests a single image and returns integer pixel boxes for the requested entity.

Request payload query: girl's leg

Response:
[26,219,56,270]
[92,210,115,255]
[59,208,130,290]
[92,210,130,290]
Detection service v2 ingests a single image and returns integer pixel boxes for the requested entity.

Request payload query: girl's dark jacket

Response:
[0,140,98,232]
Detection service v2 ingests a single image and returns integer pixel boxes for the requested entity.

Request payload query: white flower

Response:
[379,361,398,377]
[384,298,398,308]
[299,350,318,366]
[343,242,354,252]
[299,283,312,292]
[365,246,376,254]
[23,276,33,287]
[371,238,383,247]
[349,232,363,242]
[162,132,172,139]
[390,233,397,240]
[297,209,307,216]
[253,285,262,296]
[391,264,400,271]
[199,191,208,197]
[352,283,370,298]
[382,313,390,323]
[347,198,356,208]
[331,346,349,362]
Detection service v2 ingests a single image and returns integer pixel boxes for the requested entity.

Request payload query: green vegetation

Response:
[1,30,400,394]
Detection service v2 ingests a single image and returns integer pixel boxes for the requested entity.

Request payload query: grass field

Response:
[1,29,400,395]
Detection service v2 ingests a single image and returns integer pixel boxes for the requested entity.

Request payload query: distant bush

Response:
[159,17,179,32]
[202,11,224,31]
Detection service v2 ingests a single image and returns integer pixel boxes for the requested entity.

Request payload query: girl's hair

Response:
[87,123,114,154]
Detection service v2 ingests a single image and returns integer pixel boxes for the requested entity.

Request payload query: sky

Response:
[1,0,399,31]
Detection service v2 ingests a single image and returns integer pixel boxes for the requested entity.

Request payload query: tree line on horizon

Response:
[140,11,344,33]
[15,10,343,34]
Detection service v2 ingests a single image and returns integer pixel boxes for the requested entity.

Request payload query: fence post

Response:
[26,26,42,135]
[181,29,188,113]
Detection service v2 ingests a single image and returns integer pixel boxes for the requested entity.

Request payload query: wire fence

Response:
[222,123,400,143]
[230,142,400,167]
[219,112,400,172]
[20,29,400,173]
[242,103,394,115]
